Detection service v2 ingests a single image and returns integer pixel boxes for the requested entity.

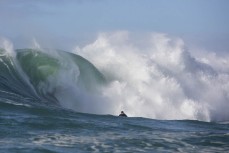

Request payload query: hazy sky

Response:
[0,0,229,52]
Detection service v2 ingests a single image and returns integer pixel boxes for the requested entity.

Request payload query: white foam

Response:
[72,32,229,122]
[0,37,15,57]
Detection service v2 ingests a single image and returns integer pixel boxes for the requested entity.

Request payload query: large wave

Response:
[0,33,229,122]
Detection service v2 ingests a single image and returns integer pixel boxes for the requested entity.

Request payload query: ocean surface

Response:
[1,98,229,153]
[0,45,229,152]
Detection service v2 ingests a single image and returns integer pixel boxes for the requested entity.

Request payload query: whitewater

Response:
[0,32,229,152]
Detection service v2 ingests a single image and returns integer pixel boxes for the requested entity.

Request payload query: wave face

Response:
[1,33,229,122]
[0,47,107,112]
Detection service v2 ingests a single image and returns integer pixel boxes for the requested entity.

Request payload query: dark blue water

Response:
[1,97,229,153]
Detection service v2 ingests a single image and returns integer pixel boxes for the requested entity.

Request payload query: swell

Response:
[0,48,106,107]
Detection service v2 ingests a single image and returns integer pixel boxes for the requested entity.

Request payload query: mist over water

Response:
[1,32,229,122]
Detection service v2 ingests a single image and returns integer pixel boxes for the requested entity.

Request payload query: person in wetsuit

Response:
[119,111,127,117]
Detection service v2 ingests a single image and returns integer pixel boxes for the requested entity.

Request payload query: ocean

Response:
[1,34,229,152]
[1,99,229,152]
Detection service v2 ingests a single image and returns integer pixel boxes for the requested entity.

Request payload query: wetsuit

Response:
[119,113,127,117]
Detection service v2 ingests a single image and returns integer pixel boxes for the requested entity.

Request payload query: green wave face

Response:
[1,48,107,109]
[16,49,106,96]
[16,49,60,87]
[61,51,106,89]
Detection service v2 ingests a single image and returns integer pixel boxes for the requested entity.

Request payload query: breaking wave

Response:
[1,32,229,122]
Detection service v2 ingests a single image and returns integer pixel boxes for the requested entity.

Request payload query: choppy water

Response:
[1,98,229,153]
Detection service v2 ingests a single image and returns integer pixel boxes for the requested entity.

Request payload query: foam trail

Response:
[0,38,40,99]
[73,32,229,122]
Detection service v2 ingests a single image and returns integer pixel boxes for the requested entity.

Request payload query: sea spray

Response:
[74,32,229,122]
[0,37,15,58]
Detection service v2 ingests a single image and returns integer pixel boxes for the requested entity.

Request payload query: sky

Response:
[0,0,229,52]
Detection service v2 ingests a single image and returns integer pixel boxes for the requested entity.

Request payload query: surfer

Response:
[119,111,127,117]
